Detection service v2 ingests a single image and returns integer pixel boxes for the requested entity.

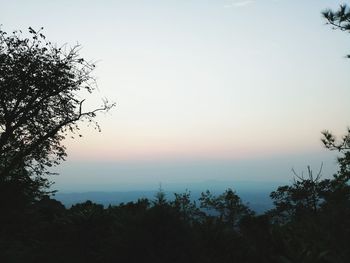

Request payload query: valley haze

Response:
[54,180,279,214]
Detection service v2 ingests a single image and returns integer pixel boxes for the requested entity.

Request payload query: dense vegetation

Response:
[1,4,350,263]
[0,157,349,263]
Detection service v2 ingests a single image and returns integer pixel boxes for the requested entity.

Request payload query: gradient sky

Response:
[1,0,349,190]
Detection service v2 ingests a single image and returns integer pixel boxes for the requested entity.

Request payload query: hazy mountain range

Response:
[54,180,284,213]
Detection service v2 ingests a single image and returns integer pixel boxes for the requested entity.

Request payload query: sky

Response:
[1,0,349,191]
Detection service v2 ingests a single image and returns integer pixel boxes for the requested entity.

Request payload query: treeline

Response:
[1,4,350,263]
[1,166,349,263]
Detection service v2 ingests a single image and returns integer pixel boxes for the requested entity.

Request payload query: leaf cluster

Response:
[0,27,115,198]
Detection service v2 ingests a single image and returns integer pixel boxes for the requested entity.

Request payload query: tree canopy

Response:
[0,27,115,201]
[323,4,350,58]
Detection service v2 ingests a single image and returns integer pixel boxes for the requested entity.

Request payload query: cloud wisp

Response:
[224,0,256,8]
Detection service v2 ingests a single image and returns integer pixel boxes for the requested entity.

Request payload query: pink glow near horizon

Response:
[64,134,323,162]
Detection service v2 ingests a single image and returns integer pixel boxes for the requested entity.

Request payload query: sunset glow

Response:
[2,0,349,188]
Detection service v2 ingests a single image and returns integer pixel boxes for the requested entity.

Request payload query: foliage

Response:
[172,190,201,222]
[199,188,253,227]
[0,175,347,263]
[323,4,350,32]
[323,4,350,58]
[269,165,324,223]
[322,129,350,180]
[0,27,115,203]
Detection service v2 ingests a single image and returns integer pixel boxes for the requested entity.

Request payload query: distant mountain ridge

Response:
[54,181,279,213]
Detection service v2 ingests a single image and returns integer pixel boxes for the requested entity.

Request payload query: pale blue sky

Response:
[1,0,349,190]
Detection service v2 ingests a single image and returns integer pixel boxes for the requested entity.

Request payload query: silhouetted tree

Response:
[153,185,167,206]
[172,190,201,223]
[0,27,115,202]
[321,3,350,185]
[200,188,253,227]
[269,165,324,223]
[323,4,350,59]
